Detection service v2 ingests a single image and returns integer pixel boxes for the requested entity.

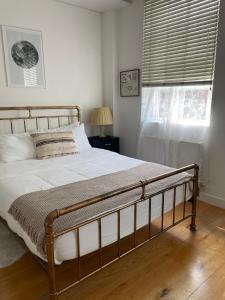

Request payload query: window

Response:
[139,0,220,180]
[142,85,212,126]
[141,0,220,126]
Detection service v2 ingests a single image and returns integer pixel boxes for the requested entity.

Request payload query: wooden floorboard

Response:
[0,200,225,300]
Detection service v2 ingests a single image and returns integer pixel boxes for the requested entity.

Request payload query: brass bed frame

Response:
[0,106,199,300]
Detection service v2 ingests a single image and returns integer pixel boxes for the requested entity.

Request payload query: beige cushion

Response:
[31,131,78,159]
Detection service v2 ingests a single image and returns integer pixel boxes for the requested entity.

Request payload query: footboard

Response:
[44,164,199,300]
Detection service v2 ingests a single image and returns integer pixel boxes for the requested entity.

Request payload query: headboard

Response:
[0,105,80,134]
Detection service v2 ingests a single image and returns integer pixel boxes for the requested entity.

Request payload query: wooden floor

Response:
[1,200,225,300]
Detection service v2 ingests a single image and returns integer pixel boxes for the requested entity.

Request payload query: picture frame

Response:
[120,69,140,97]
[1,25,46,88]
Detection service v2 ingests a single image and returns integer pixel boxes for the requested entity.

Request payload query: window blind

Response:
[142,0,220,86]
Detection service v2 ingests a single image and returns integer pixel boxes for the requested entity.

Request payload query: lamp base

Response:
[99,126,106,138]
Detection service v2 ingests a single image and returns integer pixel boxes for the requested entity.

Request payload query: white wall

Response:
[102,10,119,136]
[116,0,225,206]
[101,1,143,155]
[118,0,143,157]
[0,0,102,124]
[201,0,225,207]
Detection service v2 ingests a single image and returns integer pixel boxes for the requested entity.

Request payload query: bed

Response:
[0,106,199,300]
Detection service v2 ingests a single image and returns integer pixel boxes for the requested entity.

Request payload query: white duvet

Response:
[0,148,191,264]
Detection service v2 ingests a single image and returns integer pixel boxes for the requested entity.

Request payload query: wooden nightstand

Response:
[88,136,120,153]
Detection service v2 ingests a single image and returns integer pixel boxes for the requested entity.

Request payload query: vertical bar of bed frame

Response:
[172,187,176,225]
[134,203,137,247]
[117,211,121,257]
[183,183,187,218]
[24,119,26,132]
[98,219,103,268]
[190,166,199,231]
[10,120,13,133]
[46,228,57,299]
[36,118,38,130]
[161,192,165,232]
[76,228,81,281]
[148,197,152,238]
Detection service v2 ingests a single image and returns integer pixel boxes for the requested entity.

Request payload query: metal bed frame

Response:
[0,106,199,300]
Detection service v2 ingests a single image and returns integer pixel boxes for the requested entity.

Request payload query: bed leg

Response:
[190,215,197,232]
[46,231,58,300]
[45,212,59,300]
[190,164,199,232]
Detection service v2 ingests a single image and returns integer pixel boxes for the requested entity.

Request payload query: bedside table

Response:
[88,136,120,153]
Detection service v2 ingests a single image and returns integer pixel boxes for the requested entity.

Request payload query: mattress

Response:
[0,148,192,264]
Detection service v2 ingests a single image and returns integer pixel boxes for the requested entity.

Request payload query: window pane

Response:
[142,85,212,126]
[181,88,209,121]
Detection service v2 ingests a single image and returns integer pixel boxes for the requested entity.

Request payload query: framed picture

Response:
[2,25,46,88]
[120,69,140,97]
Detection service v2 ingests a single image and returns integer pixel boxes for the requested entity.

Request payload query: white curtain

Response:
[138,85,212,182]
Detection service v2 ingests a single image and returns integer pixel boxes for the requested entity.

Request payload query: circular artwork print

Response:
[11,41,39,69]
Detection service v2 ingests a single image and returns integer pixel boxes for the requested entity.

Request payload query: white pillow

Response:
[0,133,36,162]
[61,123,91,151]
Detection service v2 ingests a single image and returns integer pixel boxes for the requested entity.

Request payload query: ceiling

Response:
[55,0,132,12]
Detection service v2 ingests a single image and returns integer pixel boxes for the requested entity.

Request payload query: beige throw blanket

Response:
[8,163,192,257]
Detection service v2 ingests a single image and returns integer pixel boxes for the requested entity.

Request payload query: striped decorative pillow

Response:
[31,131,78,159]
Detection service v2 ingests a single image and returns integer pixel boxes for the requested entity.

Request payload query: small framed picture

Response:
[2,25,46,88]
[120,69,140,97]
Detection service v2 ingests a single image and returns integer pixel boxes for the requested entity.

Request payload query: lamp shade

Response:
[90,107,113,126]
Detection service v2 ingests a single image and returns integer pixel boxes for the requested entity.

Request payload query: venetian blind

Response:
[142,0,220,86]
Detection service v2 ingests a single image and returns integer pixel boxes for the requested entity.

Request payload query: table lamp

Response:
[90,106,113,137]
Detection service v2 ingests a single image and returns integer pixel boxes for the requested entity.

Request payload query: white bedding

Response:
[0,148,191,264]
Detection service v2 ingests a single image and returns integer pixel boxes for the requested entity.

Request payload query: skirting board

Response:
[200,192,225,209]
